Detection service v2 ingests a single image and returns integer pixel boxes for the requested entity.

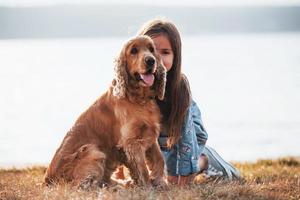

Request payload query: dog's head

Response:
[113,36,166,100]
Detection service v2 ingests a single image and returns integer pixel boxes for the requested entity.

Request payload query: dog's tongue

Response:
[141,74,154,86]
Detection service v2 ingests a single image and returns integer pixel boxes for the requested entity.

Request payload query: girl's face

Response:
[152,34,174,72]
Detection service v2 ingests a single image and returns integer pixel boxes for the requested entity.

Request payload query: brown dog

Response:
[44,36,167,188]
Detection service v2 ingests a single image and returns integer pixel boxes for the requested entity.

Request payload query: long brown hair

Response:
[138,18,192,148]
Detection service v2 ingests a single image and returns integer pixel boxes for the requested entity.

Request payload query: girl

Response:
[116,18,240,186]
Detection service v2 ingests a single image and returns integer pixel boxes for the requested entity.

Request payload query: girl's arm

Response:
[191,101,208,147]
[177,101,208,185]
[177,101,208,176]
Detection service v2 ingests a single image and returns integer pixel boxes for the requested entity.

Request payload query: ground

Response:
[0,157,299,200]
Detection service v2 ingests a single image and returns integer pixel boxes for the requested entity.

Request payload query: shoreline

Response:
[1,156,299,169]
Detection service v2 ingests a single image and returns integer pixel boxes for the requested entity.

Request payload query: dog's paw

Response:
[150,178,169,190]
[78,175,102,190]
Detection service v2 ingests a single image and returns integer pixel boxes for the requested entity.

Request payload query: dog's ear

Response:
[154,62,167,100]
[113,44,128,98]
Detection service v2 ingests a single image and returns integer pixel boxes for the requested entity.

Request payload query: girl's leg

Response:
[198,154,209,172]
[198,146,241,180]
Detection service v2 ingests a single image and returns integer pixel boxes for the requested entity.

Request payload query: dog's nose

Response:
[145,56,155,69]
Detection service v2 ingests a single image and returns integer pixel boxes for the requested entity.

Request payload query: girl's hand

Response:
[167,175,178,185]
[178,174,196,186]
[167,174,196,186]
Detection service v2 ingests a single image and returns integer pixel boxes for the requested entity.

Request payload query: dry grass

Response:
[1,157,299,200]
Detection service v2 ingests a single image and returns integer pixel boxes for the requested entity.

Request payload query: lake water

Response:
[0,33,300,167]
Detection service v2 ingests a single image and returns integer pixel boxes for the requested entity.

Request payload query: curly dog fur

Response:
[44,36,167,188]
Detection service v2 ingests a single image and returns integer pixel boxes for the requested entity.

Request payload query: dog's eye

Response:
[149,46,154,53]
[130,47,138,54]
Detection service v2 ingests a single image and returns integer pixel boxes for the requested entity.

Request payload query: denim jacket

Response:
[158,100,208,176]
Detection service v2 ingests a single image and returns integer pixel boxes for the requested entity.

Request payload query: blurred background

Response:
[0,0,300,167]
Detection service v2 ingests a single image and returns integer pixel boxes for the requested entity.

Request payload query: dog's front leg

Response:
[146,142,167,187]
[123,142,150,186]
